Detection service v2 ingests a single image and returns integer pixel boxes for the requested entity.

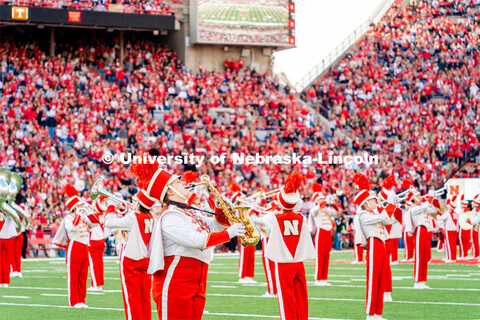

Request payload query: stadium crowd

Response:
[0,0,177,15]
[304,0,480,187]
[0,0,479,244]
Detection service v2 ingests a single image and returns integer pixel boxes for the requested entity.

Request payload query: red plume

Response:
[402,179,413,190]
[127,152,160,189]
[284,172,303,193]
[382,175,395,190]
[312,182,322,193]
[229,182,242,193]
[353,173,370,191]
[62,184,79,197]
[183,171,198,184]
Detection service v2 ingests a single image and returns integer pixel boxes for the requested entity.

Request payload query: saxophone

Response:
[196,175,260,246]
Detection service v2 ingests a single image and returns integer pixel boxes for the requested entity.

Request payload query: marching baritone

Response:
[262,173,315,320]
[127,159,246,320]
[468,195,480,258]
[353,173,401,320]
[53,185,100,308]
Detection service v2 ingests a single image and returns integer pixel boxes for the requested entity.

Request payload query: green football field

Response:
[198,3,287,26]
[0,250,479,320]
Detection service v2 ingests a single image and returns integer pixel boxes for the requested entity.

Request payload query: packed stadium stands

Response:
[0,0,176,15]
[1,0,479,242]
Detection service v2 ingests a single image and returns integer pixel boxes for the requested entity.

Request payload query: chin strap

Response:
[168,200,225,218]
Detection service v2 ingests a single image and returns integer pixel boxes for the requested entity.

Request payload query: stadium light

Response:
[153,30,159,36]
[107,28,114,32]
[38,24,44,29]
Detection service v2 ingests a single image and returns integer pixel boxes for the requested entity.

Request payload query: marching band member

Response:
[53,184,98,308]
[404,180,439,288]
[132,159,246,320]
[437,196,458,263]
[308,183,335,286]
[262,172,315,320]
[377,175,399,302]
[353,173,400,320]
[10,194,28,279]
[87,195,110,292]
[458,195,471,260]
[378,176,402,264]
[231,183,257,284]
[471,195,480,258]
[104,189,153,320]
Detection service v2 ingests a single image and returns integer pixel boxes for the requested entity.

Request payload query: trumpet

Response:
[243,188,280,201]
[431,187,447,196]
[90,178,133,210]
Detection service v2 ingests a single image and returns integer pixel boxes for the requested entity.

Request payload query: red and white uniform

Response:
[264,210,315,320]
[386,220,402,263]
[358,208,395,317]
[409,203,437,282]
[402,207,415,261]
[308,204,335,281]
[353,213,366,262]
[0,214,17,285]
[437,209,458,261]
[471,208,480,258]
[148,204,232,320]
[458,208,472,258]
[63,214,92,307]
[105,208,154,320]
[88,225,110,288]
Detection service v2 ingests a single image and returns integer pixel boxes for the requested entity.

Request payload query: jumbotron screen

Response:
[190,0,295,46]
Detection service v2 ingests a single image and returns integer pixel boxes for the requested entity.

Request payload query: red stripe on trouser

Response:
[414,226,431,282]
[472,229,479,258]
[152,256,208,320]
[89,240,106,287]
[386,238,398,262]
[355,244,364,262]
[404,232,415,260]
[10,235,23,272]
[275,262,308,320]
[459,229,471,258]
[120,252,151,320]
[384,241,392,292]
[262,238,277,294]
[365,237,387,316]
[314,228,332,281]
[66,240,89,306]
[239,243,255,278]
[445,230,457,260]
[0,238,13,284]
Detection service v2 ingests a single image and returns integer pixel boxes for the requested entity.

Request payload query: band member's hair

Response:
[139,204,150,213]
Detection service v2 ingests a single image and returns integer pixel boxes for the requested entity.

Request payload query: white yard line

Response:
[210,285,237,288]
[0,302,354,320]
[40,293,68,297]
[207,293,480,306]
[2,296,30,299]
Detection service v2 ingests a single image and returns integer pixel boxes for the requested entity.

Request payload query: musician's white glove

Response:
[226,223,246,238]
[387,194,395,204]
[106,198,117,208]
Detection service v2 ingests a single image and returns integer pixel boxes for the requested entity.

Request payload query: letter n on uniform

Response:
[283,220,299,236]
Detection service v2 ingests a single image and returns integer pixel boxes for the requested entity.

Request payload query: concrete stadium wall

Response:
[184,44,272,73]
